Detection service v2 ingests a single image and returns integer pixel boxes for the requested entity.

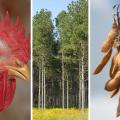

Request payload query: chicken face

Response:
[0,11,30,80]
[0,11,30,112]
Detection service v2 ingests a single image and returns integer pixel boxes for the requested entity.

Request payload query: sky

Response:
[33,0,74,19]
[91,0,120,120]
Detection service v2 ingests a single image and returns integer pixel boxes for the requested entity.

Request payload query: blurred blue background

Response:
[91,0,120,119]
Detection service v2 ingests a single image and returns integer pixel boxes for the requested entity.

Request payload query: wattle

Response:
[0,70,16,111]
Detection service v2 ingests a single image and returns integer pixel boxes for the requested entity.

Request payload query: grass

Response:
[33,108,88,120]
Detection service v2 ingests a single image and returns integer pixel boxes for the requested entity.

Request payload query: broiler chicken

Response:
[0,11,30,112]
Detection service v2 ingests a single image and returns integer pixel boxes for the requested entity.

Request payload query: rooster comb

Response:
[0,11,30,64]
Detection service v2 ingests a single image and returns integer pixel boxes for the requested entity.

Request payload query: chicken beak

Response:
[6,64,30,80]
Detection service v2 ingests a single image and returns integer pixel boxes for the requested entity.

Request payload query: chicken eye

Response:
[15,59,24,68]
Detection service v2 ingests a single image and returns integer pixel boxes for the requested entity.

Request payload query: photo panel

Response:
[91,0,120,119]
[0,0,31,120]
[33,0,88,120]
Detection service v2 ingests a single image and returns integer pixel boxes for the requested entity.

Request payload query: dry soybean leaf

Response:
[93,48,112,74]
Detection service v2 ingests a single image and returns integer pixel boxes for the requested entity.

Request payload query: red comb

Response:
[0,11,30,64]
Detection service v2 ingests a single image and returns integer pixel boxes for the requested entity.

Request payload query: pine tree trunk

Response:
[62,50,64,109]
[43,65,46,109]
[67,74,69,109]
[79,42,82,109]
[41,60,44,109]
[82,44,85,111]
[38,63,41,108]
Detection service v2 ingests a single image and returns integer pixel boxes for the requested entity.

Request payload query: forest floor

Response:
[33,108,88,120]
